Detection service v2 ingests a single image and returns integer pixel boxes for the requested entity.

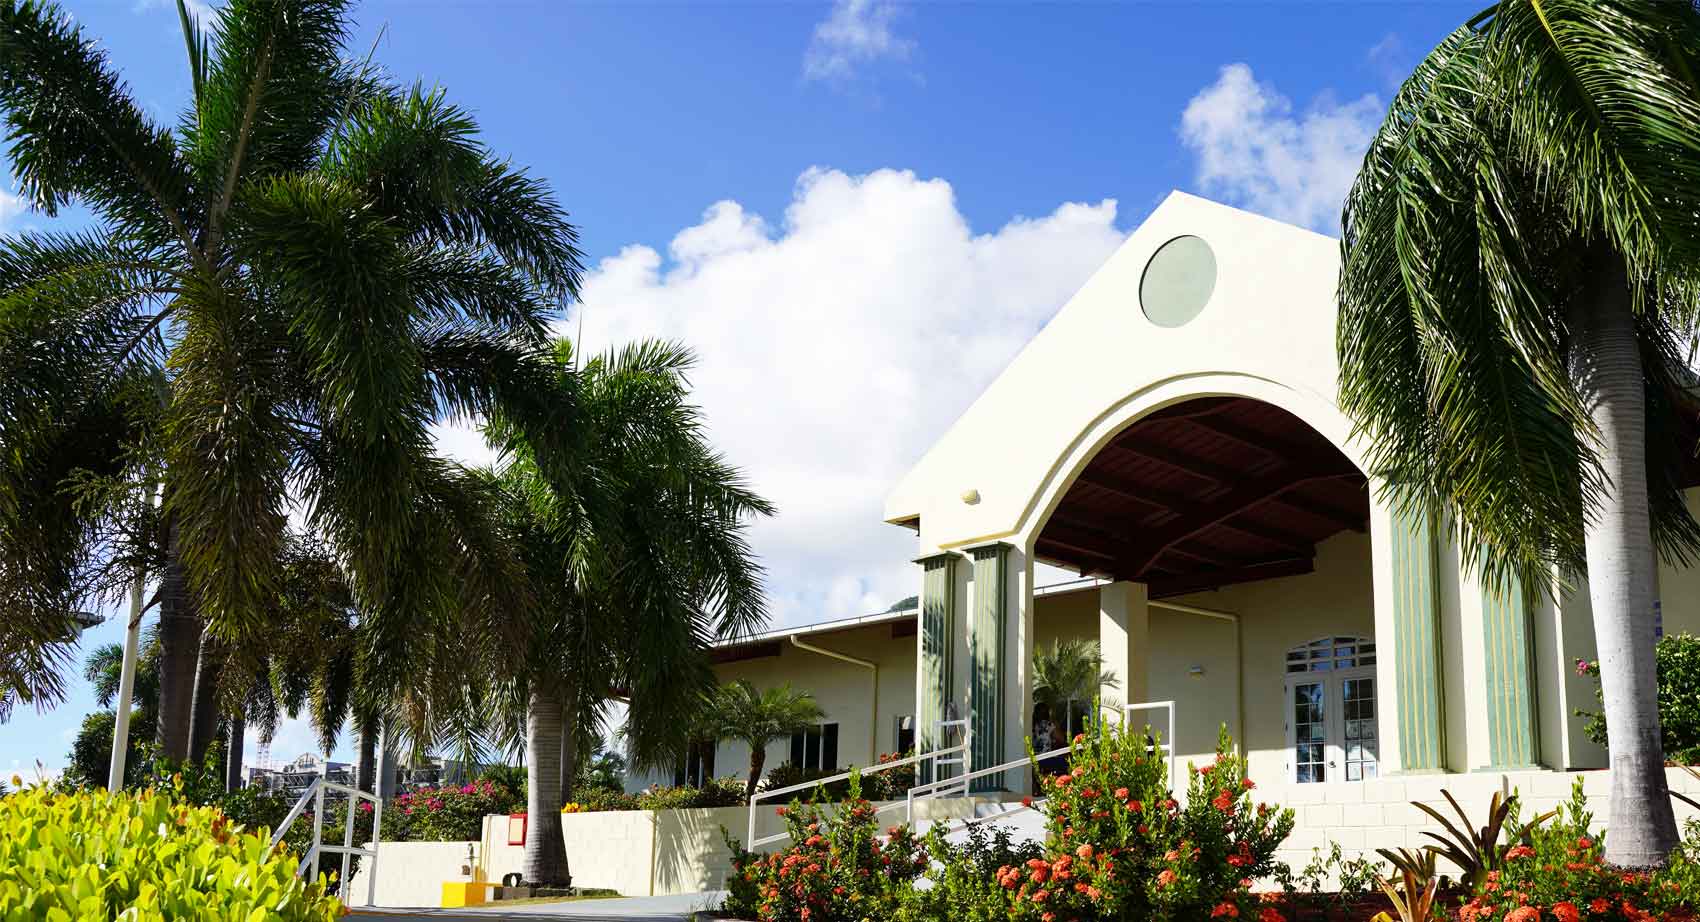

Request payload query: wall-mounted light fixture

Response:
[960,488,980,505]
[1188,664,1206,678]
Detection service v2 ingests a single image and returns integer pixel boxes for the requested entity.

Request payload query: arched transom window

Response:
[1285,635,1375,674]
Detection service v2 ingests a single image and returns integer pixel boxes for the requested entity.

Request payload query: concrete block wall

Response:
[1261,768,1700,883]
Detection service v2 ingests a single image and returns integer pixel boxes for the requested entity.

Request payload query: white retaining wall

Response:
[1262,767,1700,880]
[345,797,998,908]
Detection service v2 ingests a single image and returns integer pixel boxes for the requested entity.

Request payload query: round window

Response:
[1139,235,1217,328]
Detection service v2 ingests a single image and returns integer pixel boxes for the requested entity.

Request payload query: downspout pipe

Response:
[1148,600,1244,753]
[788,635,879,768]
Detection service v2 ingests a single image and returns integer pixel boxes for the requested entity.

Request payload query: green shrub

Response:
[723,773,928,922]
[0,777,342,920]
[1453,778,1700,922]
[1576,632,1700,763]
[635,776,746,811]
[764,762,852,801]
[385,778,521,841]
[992,725,1293,922]
[895,822,1045,922]
[567,785,640,812]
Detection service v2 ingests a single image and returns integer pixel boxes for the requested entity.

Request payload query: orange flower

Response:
[1259,909,1286,922]
[1076,844,1094,859]
[1553,902,1581,922]
[1506,907,1540,922]
[1212,790,1236,813]
[1590,898,1611,914]
[1211,902,1239,918]
[1506,845,1534,860]
[1157,869,1176,888]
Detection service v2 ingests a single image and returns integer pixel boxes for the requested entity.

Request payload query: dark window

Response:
[894,715,915,756]
[675,740,716,787]
[788,723,840,771]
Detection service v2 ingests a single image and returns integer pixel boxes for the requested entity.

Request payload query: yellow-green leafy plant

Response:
[0,777,343,920]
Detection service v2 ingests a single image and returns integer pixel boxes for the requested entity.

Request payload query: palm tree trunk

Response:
[743,744,767,802]
[225,713,245,792]
[153,550,201,763]
[186,627,225,763]
[522,688,572,888]
[356,712,378,794]
[1569,249,1678,867]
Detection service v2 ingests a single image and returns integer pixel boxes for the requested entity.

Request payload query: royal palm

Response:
[481,340,770,887]
[0,0,583,760]
[1337,0,1700,865]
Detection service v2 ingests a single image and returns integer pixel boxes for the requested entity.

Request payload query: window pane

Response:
[791,732,806,769]
[822,724,839,771]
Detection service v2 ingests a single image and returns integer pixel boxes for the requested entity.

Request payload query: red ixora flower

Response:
[1552,901,1581,922]
[1505,908,1539,922]
[1211,902,1239,918]
[1505,845,1535,860]
[1590,898,1611,914]
[1212,790,1236,813]
[1259,909,1285,922]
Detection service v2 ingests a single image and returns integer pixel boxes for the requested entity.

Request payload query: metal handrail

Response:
[1122,700,1176,786]
[269,773,384,906]
[747,718,970,849]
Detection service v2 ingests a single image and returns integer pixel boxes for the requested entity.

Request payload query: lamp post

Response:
[107,575,146,789]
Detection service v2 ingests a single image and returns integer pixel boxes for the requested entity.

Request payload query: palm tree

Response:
[0,0,583,758]
[1336,1,1700,866]
[476,339,771,888]
[707,681,826,802]
[1030,638,1117,739]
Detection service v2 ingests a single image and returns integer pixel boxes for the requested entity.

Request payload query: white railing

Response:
[1115,700,1177,785]
[269,774,383,905]
[747,718,969,850]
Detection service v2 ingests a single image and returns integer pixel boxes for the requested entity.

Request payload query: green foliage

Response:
[894,823,1045,922]
[1273,841,1386,919]
[1335,0,1700,589]
[1030,638,1117,729]
[635,776,746,811]
[724,773,928,922]
[0,777,342,919]
[1454,779,1700,922]
[565,786,640,813]
[704,681,825,798]
[1409,789,1549,890]
[764,762,851,802]
[385,779,522,842]
[1577,633,1700,764]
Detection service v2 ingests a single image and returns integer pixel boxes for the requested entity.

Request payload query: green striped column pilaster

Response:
[968,544,1008,792]
[1390,505,1447,772]
[917,553,956,785]
[1481,573,1541,768]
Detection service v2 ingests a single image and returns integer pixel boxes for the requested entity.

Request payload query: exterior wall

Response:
[632,620,919,791]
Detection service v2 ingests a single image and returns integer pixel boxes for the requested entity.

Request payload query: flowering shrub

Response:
[1576,637,1700,765]
[0,775,342,920]
[383,778,521,841]
[723,773,928,922]
[999,724,1293,922]
[1454,780,1700,922]
[895,822,1046,922]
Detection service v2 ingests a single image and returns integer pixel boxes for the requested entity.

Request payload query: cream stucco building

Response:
[643,192,1700,805]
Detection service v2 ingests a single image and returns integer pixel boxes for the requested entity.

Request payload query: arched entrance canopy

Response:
[1034,396,1368,597]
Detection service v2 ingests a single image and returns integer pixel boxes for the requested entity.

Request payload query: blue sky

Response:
[2,0,1477,777]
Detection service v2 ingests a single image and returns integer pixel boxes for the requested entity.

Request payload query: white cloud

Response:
[573,167,1125,628]
[1179,63,1383,233]
[0,186,28,234]
[803,0,915,82]
[135,0,216,26]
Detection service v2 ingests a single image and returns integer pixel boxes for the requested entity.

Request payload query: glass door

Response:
[1286,672,1378,783]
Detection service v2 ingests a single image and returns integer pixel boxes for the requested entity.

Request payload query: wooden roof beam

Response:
[1147,557,1316,599]
[1120,459,1360,578]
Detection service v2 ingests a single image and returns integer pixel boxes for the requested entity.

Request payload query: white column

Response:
[1099,581,1150,714]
